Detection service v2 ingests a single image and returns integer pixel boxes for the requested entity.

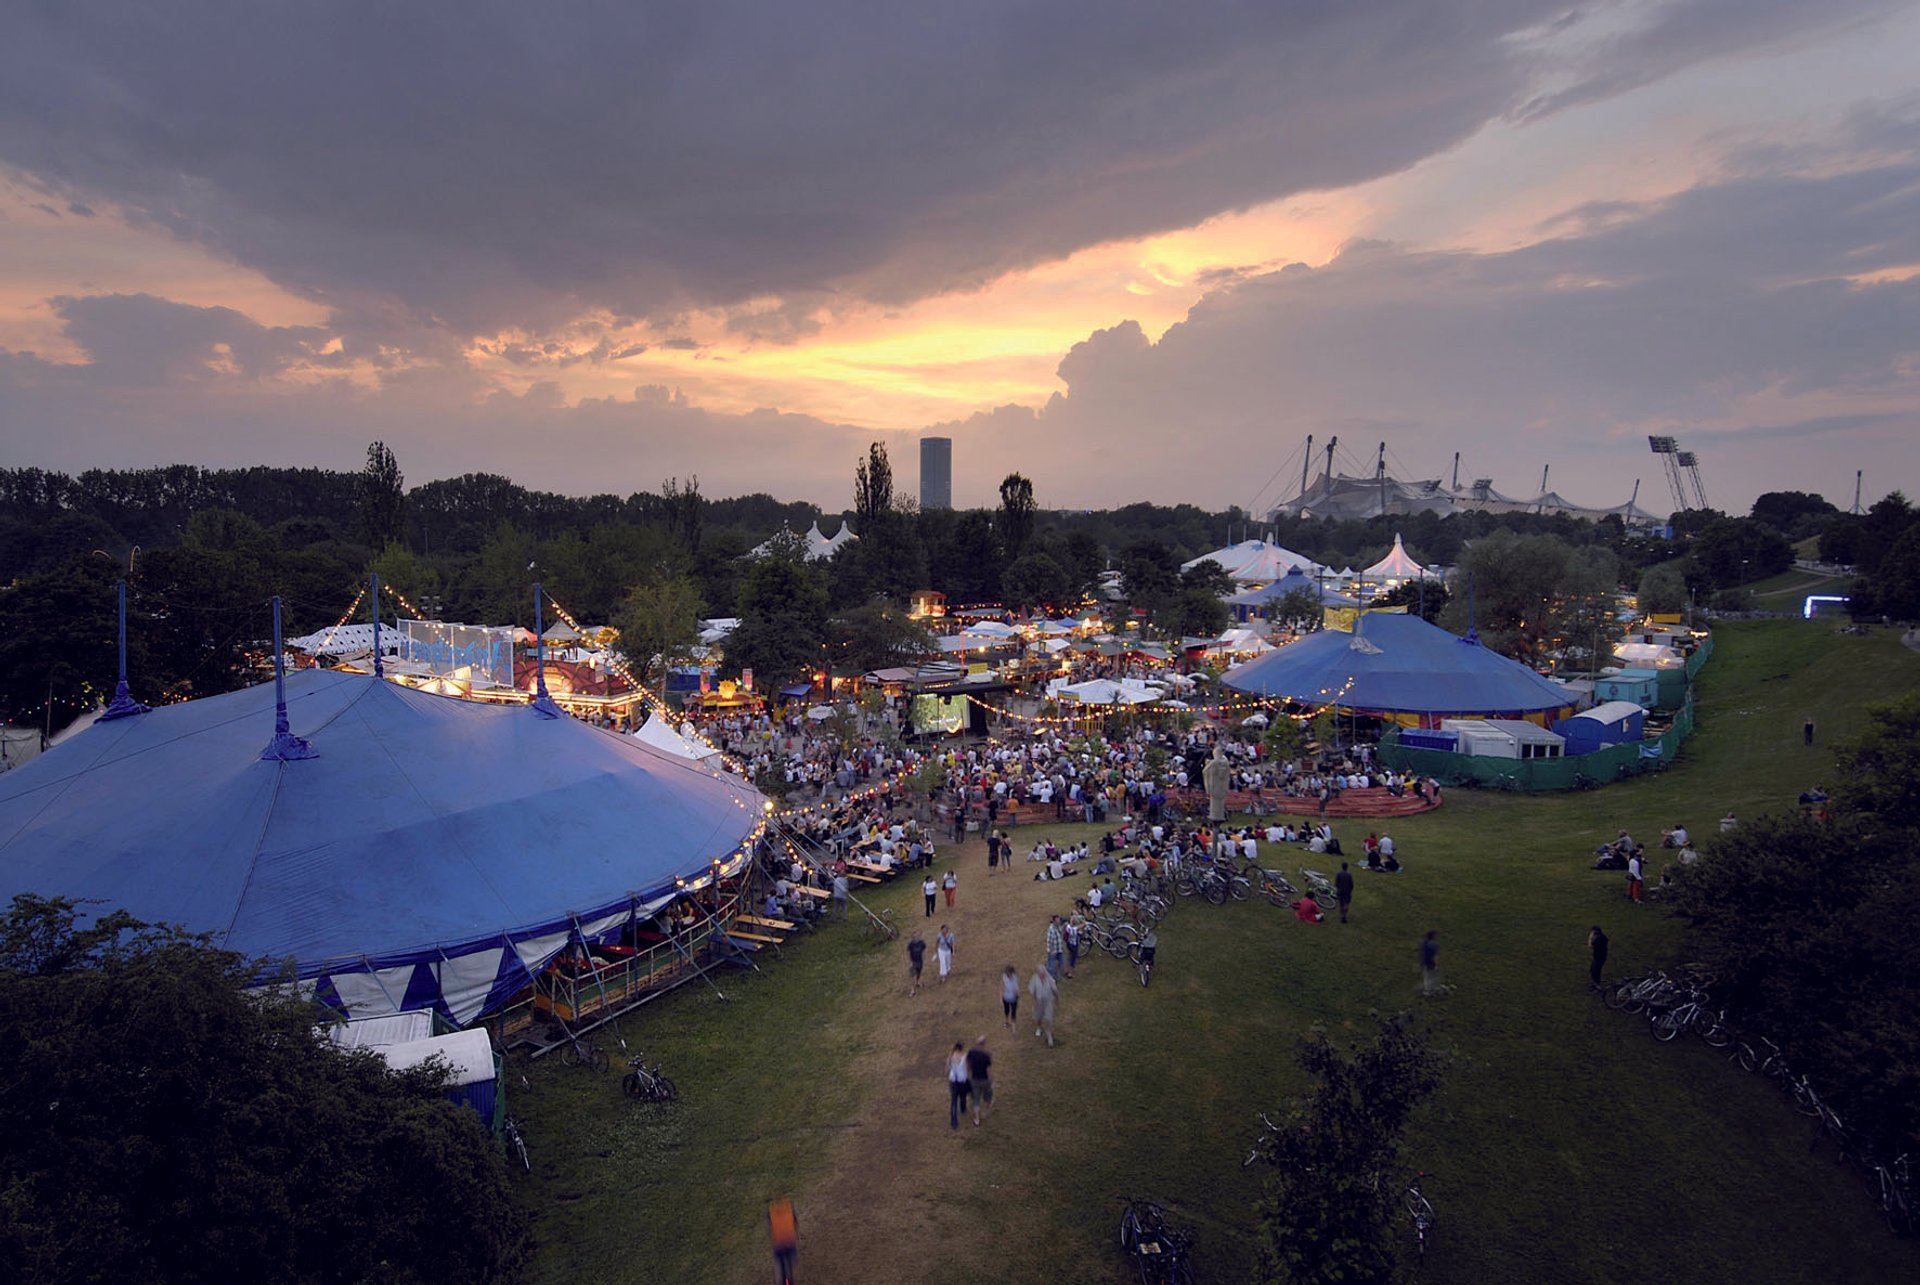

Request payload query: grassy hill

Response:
[513,619,1920,1284]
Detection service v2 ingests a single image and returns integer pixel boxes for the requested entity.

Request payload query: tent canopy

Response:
[1362,533,1428,581]
[1182,538,1319,584]
[1222,613,1577,719]
[0,670,762,1023]
[1227,572,1358,608]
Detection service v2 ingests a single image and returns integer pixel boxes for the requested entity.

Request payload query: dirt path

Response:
[746,834,1110,1284]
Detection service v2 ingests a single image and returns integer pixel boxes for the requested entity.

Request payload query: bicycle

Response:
[1871,1154,1913,1235]
[1404,1171,1435,1263]
[1244,1110,1283,1168]
[503,1115,530,1172]
[864,906,898,941]
[1117,1196,1195,1284]
[622,1052,679,1101]
[1299,867,1335,899]
[560,1030,612,1072]
[1137,940,1156,988]
[1255,868,1298,907]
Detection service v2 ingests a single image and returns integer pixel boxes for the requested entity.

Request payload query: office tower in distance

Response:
[920,436,952,510]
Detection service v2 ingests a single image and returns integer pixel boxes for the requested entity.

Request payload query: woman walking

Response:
[1000,965,1020,1028]
[943,869,958,909]
[946,1042,970,1130]
[922,873,938,917]
[1064,911,1083,978]
[936,924,955,983]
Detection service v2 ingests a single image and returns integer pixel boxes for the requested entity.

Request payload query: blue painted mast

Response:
[260,596,318,760]
[371,572,384,679]
[99,578,150,721]
[530,582,560,718]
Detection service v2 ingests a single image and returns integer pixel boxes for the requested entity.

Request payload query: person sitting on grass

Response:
[1292,894,1325,924]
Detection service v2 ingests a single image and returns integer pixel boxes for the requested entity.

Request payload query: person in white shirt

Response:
[1378,835,1395,860]
[1308,834,1327,855]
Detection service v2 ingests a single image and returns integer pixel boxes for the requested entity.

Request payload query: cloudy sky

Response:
[2,1,1916,516]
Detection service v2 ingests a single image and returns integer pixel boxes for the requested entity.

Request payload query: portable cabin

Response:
[373,1029,500,1123]
[1554,700,1646,756]
[1441,719,1566,760]
[1594,669,1660,709]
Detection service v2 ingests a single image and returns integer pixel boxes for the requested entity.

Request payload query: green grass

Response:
[514,620,1920,1283]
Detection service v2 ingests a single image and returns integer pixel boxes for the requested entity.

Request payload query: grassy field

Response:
[512,620,1920,1283]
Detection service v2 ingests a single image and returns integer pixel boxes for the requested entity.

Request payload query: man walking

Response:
[1420,929,1441,996]
[831,870,849,919]
[1028,964,1059,1047]
[922,873,938,917]
[1625,850,1643,904]
[907,931,926,997]
[1334,862,1354,924]
[1803,715,1816,747]
[965,1036,994,1126]
[1045,915,1066,980]
[1589,925,1610,991]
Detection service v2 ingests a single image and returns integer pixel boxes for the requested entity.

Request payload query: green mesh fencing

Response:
[1378,689,1696,793]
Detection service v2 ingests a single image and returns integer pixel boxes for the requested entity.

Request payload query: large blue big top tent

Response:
[0,669,764,1025]
[1222,612,1577,727]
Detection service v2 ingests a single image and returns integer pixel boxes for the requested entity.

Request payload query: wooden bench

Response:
[737,914,797,932]
[845,871,883,885]
[727,929,783,946]
[790,885,831,899]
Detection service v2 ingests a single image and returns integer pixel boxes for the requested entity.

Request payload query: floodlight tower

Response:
[1648,436,1689,512]
[1676,451,1708,510]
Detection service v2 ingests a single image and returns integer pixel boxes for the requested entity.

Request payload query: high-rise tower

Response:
[920,436,952,510]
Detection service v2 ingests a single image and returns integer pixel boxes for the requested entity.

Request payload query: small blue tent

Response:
[0,670,763,1024]
[1222,613,1577,727]
[1225,572,1358,623]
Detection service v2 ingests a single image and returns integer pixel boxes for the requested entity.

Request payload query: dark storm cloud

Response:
[41,293,335,384]
[939,132,1920,509]
[0,0,1882,331]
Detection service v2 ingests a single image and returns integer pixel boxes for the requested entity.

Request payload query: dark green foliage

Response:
[1001,551,1075,614]
[612,574,705,685]
[1670,696,1920,1152]
[727,549,830,687]
[359,441,406,549]
[998,472,1037,562]
[1637,561,1688,614]
[827,600,934,674]
[1256,1014,1444,1284]
[1750,491,1839,542]
[1272,587,1326,632]
[1687,516,1792,590]
[0,897,528,1284]
[1371,578,1449,623]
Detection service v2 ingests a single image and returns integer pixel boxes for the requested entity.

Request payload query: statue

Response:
[1203,744,1231,824]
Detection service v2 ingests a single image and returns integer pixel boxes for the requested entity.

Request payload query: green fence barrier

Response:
[1378,686,1698,793]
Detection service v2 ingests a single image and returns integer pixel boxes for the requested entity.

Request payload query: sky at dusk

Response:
[2,2,1917,516]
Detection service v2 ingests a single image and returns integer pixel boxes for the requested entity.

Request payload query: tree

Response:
[0,896,529,1283]
[1687,516,1792,590]
[726,549,829,688]
[1271,587,1325,634]
[827,600,935,674]
[1255,1013,1444,1284]
[359,441,405,549]
[659,475,704,558]
[1750,490,1838,541]
[612,574,705,687]
[998,473,1037,563]
[1372,578,1450,623]
[1001,551,1075,614]
[1118,539,1181,626]
[1437,531,1570,665]
[854,442,895,530]
[1637,562,1687,615]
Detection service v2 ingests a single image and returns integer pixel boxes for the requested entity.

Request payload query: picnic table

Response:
[737,914,797,932]
[789,884,830,899]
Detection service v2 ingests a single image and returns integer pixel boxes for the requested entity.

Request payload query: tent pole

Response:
[371,573,383,679]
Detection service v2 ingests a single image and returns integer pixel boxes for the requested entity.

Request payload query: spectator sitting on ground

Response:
[1661,823,1689,848]
[1798,785,1830,805]
[1293,894,1324,923]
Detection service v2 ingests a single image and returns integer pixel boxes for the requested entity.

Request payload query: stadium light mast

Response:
[1648,435,1689,513]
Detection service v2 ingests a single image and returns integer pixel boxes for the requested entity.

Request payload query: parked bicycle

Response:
[1404,1172,1435,1263]
[503,1115,530,1172]
[560,1030,612,1072]
[1117,1196,1196,1284]
[622,1052,679,1101]
[1872,1154,1913,1235]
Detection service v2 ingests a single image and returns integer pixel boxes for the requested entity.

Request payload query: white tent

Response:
[1047,677,1161,706]
[632,716,722,764]
[1183,539,1320,585]
[1362,533,1429,584]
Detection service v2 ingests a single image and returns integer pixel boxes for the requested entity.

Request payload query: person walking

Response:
[1028,963,1059,1047]
[1589,925,1610,991]
[1000,965,1020,1028]
[1625,850,1643,904]
[946,1042,970,1130]
[936,924,955,983]
[943,869,958,909]
[987,830,1001,876]
[1420,929,1441,997]
[1044,915,1066,980]
[1803,715,1816,747]
[831,870,849,919]
[922,873,938,917]
[1064,909,1084,978]
[1334,862,1354,924]
[907,931,926,997]
[965,1036,994,1126]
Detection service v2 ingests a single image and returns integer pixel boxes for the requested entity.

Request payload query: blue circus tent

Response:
[1222,613,1577,726]
[1225,571,1357,622]
[0,669,764,1025]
